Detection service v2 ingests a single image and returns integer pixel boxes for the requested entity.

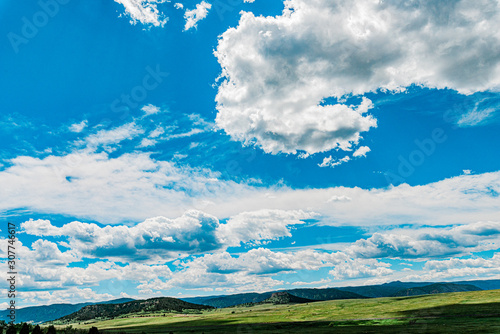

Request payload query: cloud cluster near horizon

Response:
[3,214,500,305]
[21,209,315,262]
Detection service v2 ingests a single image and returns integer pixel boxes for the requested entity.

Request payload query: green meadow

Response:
[66,289,500,333]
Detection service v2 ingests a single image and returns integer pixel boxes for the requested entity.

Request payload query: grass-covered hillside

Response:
[54,298,214,323]
[65,289,500,333]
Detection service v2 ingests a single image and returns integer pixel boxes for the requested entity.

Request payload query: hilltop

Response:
[259,291,316,305]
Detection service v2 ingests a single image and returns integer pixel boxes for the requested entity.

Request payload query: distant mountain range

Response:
[392,283,481,297]
[8,279,500,324]
[182,287,365,308]
[0,298,133,324]
[286,287,368,301]
[337,281,429,298]
[455,279,500,290]
[336,279,500,298]
[55,297,214,323]
[185,292,274,308]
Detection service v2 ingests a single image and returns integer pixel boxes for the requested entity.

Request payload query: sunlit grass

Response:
[64,289,500,333]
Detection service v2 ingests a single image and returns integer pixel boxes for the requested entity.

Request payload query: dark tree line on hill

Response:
[0,322,101,334]
[57,297,212,323]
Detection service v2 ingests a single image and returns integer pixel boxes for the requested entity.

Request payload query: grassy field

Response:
[65,289,500,333]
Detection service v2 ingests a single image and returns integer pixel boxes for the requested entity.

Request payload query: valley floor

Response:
[65,289,500,333]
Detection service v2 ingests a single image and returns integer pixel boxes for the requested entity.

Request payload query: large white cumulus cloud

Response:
[215,0,500,154]
[21,211,222,261]
[20,209,316,262]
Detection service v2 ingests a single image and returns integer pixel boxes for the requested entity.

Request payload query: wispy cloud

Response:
[184,1,212,31]
[114,0,168,27]
[458,108,495,127]
[319,156,350,168]
[69,120,88,133]
[141,104,162,116]
[80,122,145,152]
[353,146,371,158]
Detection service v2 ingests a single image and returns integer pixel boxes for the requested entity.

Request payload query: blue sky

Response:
[1,0,500,307]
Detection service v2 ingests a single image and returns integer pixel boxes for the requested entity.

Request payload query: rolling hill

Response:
[55,297,214,323]
[259,291,316,305]
[68,289,500,334]
[183,292,274,308]
[287,287,368,301]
